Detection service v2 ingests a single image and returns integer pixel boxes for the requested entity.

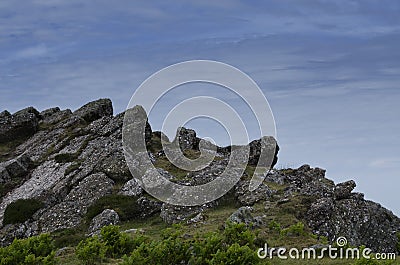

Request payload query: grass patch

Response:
[52,227,87,248]
[0,137,29,162]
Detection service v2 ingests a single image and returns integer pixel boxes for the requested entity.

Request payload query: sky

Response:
[0,0,399,215]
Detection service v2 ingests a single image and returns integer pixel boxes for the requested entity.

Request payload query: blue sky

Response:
[0,0,399,215]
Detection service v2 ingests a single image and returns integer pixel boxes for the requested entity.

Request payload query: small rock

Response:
[228,206,259,227]
[87,209,119,236]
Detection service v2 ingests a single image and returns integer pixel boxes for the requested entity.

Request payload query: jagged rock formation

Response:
[0,98,399,254]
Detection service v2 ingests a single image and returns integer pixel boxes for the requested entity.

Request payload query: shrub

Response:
[396,232,400,253]
[223,222,256,248]
[280,222,307,237]
[268,220,281,232]
[189,232,224,264]
[122,224,261,265]
[3,198,44,225]
[100,225,141,258]
[75,235,106,265]
[86,195,142,222]
[210,243,260,265]
[0,234,56,265]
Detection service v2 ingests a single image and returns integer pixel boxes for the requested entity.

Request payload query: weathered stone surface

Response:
[73,98,113,123]
[40,107,60,119]
[136,197,162,218]
[87,209,119,236]
[0,107,39,143]
[234,180,274,206]
[119,179,143,197]
[175,127,199,151]
[160,203,213,224]
[306,196,400,253]
[39,173,114,233]
[266,165,334,198]
[0,154,32,179]
[0,160,71,225]
[334,180,356,200]
[0,220,39,247]
[248,136,279,168]
[0,166,10,183]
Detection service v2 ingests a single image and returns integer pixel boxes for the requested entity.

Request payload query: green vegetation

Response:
[85,195,142,222]
[76,225,147,264]
[54,153,77,163]
[76,235,106,265]
[397,232,400,253]
[280,222,307,237]
[0,234,56,265]
[3,198,44,225]
[121,223,260,265]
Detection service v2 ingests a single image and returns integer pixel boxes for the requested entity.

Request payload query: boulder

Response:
[119,179,143,197]
[175,127,199,151]
[0,154,32,180]
[227,206,261,227]
[248,136,279,168]
[73,98,113,123]
[334,180,356,200]
[87,209,119,236]
[136,197,162,218]
[0,107,40,143]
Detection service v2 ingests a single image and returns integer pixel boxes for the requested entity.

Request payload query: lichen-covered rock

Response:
[160,203,213,224]
[87,209,119,236]
[248,136,279,168]
[136,196,162,218]
[39,173,114,233]
[119,179,143,197]
[234,180,274,206]
[175,127,199,150]
[0,107,40,143]
[40,107,61,119]
[306,196,400,253]
[0,220,39,247]
[334,180,356,200]
[0,154,32,180]
[227,206,261,227]
[73,98,113,123]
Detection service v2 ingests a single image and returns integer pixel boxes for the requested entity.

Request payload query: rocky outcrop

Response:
[73,98,113,123]
[0,98,398,254]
